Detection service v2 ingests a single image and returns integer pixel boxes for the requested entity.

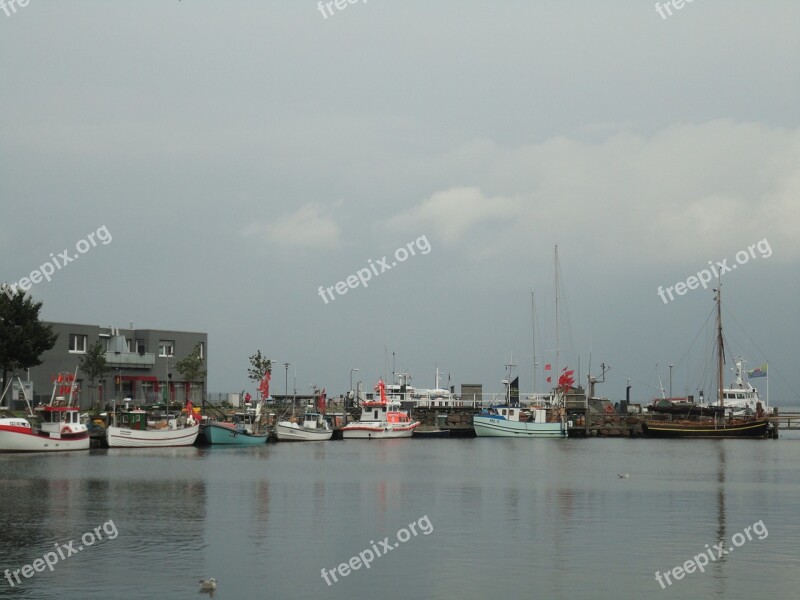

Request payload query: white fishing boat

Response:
[275,408,332,441]
[473,405,568,438]
[341,380,419,439]
[106,399,199,448]
[0,372,90,452]
[714,357,765,416]
[474,362,570,438]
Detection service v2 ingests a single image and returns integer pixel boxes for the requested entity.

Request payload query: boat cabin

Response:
[361,401,411,424]
[118,409,147,430]
[484,406,548,423]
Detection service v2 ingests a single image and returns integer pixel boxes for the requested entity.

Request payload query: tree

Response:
[78,341,108,411]
[247,350,272,384]
[0,290,58,393]
[175,343,207,403]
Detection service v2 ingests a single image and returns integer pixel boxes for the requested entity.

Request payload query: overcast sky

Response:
[2,1,798,405]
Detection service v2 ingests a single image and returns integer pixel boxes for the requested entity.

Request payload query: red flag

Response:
[259,370,271,398]
[544,364,551,371]
[244,392,252,404]
[558,369,575,391]
[317,388,326,412]
[374,379,388,404]
[546,376,552,383]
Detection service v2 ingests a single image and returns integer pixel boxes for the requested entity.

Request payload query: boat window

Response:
[501,409,507,416]
[374,410,378,419]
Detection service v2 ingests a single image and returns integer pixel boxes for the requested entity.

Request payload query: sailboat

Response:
[641,286,772,439]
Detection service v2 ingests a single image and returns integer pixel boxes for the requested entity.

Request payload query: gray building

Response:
[21,322,208,410]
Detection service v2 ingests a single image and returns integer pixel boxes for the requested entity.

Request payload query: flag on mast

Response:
[259,370,271,399]
[748,364,768,378]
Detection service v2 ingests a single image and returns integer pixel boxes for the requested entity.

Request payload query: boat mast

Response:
[716,285,724,409]
[531,290,536,396]
[554,245,562,405]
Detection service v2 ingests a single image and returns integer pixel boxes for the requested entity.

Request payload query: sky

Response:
[1,1,798,406]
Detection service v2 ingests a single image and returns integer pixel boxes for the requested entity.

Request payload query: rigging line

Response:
[723,306,800,400]
[671,303,717,374]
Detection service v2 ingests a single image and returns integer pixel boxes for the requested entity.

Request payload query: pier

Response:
[187,399,797,440]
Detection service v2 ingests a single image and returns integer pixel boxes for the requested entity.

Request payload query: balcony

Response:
[104,351,156,369]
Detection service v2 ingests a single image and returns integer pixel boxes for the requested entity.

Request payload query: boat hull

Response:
[473,416,567,438]
[202,423,268,445]
[274,421,332,441]
[106,424,200,448]
[341,423,418,439]
[641,418,770,439]
[0,428,90,452]
[412,428,450,438]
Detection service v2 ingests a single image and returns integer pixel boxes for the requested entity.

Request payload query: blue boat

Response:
[202,421,269,445]
[202,405,269,445]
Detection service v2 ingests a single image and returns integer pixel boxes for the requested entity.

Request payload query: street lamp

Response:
[348,368,359,426]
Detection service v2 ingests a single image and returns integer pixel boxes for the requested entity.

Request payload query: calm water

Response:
[1,434,799,600]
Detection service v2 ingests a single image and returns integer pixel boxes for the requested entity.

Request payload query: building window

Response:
[159,340,175,357]
[198,342,204,359]
[68,334,87,353]
[136,339,146,354]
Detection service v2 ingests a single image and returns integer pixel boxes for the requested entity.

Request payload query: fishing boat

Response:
[641,286,772,439]
[203,403,269,445]
[473,405,569,438]
[473,361,570,438]
[713,357,765,416]
[0,373,90,452]
[341,380,419,439]
[275,407,333,441]
[106,399,200,448]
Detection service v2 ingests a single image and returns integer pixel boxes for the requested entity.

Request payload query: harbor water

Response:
[1,434,799,599]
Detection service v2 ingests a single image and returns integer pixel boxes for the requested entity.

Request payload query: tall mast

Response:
[555,245,560,387]
[531,290,536,395]
[716,285,724,408]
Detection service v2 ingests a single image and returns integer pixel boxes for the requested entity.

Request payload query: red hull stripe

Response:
[0,426,89,440]
[342,424,418,432]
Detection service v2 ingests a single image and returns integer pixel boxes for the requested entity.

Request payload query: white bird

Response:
[618,473,630,479]
[199,578,217,592]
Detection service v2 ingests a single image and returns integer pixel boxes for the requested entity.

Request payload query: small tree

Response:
[175,343,207,403]
[0,289,58,392]
[248,351,272,384]
[78,341,109,411]
[248,350,273,404]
